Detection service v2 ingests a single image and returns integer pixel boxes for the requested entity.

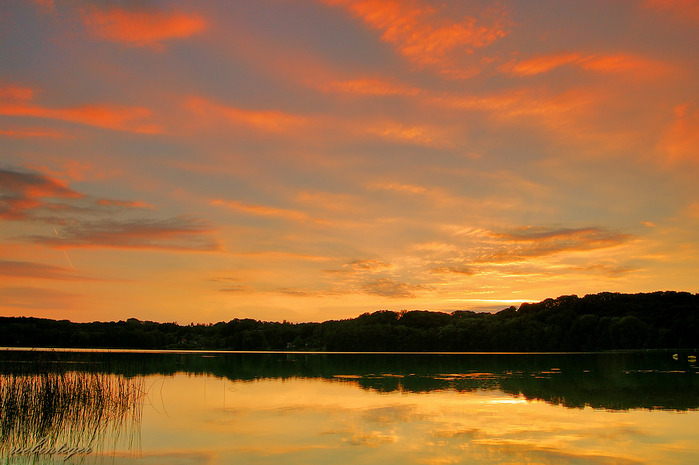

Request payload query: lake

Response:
[0,349,697,464]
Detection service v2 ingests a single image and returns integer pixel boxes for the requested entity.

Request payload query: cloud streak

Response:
[323,0,509,77]
[2,168,219,252]
[28,217,219,251]
[184,97,308,133]
[469,227,633,264]
[0,168,82,220]
[0,260,94,281]
[83,6,207,48]
[0,84,160,133]
[211,199,327,225]
[503,52,668,77]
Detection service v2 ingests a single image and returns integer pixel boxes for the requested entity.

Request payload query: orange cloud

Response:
[323,0,508,77]
[0,128,66,138]
[28,160,117,183]
[184,97,308,133]
[503,52,668,77]
[348,259,393,271]
[320,258,430,299]
[580,54,669,75]
[431,266,474,275]
[432,87,602,137]
[83,7,206,48]
[0,85,35,101]
[0,286,81,310]
[368,181,428,195]
[317,78,420,96]
[32,0,55,13]
[0,101,161,133]
[504,53,583,76]
[294,190,363,214]
[211,199,325,224]
[643,0,699,23]
[658,103,699,165]
[367,122,444,147]
[96,199,152,209]
[0,260,93,281]
[232,250,335,263]
[361,278,428,298]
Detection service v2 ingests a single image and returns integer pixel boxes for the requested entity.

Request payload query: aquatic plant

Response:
[0,361,143,463]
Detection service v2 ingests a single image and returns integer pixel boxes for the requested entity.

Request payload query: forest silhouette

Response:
[1,291,697,352]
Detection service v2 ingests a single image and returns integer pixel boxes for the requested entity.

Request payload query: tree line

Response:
[0,291,696,351]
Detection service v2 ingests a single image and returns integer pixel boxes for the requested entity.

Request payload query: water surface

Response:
[1,350,697,464]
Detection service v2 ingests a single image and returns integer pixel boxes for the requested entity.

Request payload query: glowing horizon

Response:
[1,0,697,323]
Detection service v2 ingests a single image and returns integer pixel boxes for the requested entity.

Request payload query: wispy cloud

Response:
[502,52,583,76]
[28,216,218,251]
[0,168,82,220]
[0,102,161,134]
[0,260,94,281]
[0,128,67,138]
[361,278,429,298]
[211,199,326,224]
[2,168,219,252]
[657,103,699,165]
[0,85,35,101]
[348,259,393,271]
[82,6,206,48]
[316,78,421,96]
[0,286,81,310]
[321,258,427,299]
[475,226,633,264]
[323,0,509,78]
[502,52,668,77]
[0,84,161,133]
[184,97,308,133]
[367,122,446,147]
[642,0,699,24]
[430,266,474,275]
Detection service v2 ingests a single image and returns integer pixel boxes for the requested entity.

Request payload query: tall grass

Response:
[0,361,143,462]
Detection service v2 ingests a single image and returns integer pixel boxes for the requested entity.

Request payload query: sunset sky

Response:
[1,0,697,324]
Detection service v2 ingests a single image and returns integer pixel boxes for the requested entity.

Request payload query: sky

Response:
[1,0,697,324]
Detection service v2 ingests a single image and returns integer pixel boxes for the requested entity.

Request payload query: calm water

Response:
[0,349,698,464]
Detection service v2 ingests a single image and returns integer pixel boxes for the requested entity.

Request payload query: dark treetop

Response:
[1,291,697,352]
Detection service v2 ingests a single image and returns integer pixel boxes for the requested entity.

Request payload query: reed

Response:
[0,361,144,462]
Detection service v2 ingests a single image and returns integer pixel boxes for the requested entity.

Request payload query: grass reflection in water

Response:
[0,361,143,463]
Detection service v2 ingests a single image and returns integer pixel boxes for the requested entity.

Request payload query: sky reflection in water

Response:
[133,374,697,465]
[1,351,698,465]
